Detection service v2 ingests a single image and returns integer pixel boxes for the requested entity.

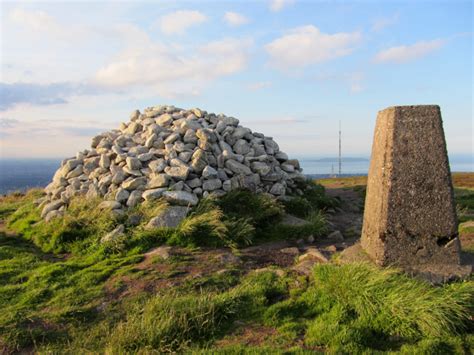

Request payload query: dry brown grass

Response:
[317,173,474,189]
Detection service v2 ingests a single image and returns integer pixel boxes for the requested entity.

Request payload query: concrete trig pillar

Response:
[361,105,466,279]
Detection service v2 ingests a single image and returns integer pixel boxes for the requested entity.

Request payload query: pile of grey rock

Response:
[41,105,304,221]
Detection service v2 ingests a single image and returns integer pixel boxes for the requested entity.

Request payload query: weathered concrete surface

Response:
[361,105,462,268]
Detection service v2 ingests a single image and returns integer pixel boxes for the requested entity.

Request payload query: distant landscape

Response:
[0,155,472,195]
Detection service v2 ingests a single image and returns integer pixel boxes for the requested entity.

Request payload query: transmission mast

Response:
[338,120,342,175]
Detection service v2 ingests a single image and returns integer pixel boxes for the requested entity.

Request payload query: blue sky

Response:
[0,0,472,161]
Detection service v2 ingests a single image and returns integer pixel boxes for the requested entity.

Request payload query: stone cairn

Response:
[41,105,305,221]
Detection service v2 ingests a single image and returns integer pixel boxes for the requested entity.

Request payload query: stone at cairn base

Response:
[352,105,472,283]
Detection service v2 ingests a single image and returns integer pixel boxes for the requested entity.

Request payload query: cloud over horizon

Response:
[0,82,100,111]
[224,11,249,26]
[157,10,207,35]
[269,0,295,12]
[95,26,253,97]
[265,25,362,69]
[374,39,445,63]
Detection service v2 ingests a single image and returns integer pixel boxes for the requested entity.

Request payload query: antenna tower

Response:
[338,120,342,175]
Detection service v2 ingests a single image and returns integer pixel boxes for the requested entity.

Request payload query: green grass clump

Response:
[455,188,474,223]
[0,189,44,220]
[5,186,331,252]
[0,231,141,351]
[282,180,339,221]
[162,190,283,249]
[6,196,120,253]
[294,180,340,211]
[263,263,474,353]
[102,271,286,353]
[216,189,284,230]
[263,211,328,241]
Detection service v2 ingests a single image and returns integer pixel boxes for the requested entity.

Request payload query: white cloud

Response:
[350,83,363,93]
[9,8,61,32]
[269,0,295,12]
[372,13,399,32]
[158,10,207,35]
[248,81,272,90]
[224,11,249,26]
[95,26,252,97]
[374,39,445,63]
[265,25,362,69]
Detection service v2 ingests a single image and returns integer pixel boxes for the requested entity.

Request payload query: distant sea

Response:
[0,156,472,195]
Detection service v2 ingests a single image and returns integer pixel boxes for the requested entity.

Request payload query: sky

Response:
[0,0,472,161]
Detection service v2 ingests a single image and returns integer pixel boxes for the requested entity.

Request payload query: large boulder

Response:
[146,206,189,229]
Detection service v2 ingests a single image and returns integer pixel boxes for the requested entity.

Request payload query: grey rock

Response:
[164,132,180,144]
[146,206,189,229]
[233,139,250,155]
[191,149,208,173]
[142,188,167,201]
[41,200,64,218]
[170,181,185,191]
[164,166,190,181]
[162,191,199,206]
[148,159,167,173]
[138,152,154,162]
[145,133,157,148]
[251,161,271,176]
[145,246,173,260]
[281,163,295,173]
[222,180,232,191]
[101,225,125,243]
[147,174,170,188]
[67,165,83,179]
[264,138,279,154]
[222,116,239,126]
[225,159,252,175]
[111,170,125,184]
[186,178,202,188]
[99,154,110,169]
[183,129,197,143]
[126,157,141,170]
[45,210,63,222]
[156,113,173,126]
[286,159,300,170]
[98,200,122,210]
[270,183,286,195]
[126,190,143,207]
[122,177,147,190]
[115,188,130,203]
[275,151,289,162]
[202,165,218,179]
[202,179,222,191]
[125,122,141,135]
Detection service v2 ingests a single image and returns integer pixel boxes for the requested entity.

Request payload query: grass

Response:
[1,221,473,353]
[0,230,142,351]
[263,263,474,353]
[0,177,473,353]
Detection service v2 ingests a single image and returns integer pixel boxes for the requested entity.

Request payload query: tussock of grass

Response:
[5,186,330,252]
[171,208,228,247]
[0,231,141,350]
[263,263,474,352]
[104,271,286,353]
[7,196,119,253]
